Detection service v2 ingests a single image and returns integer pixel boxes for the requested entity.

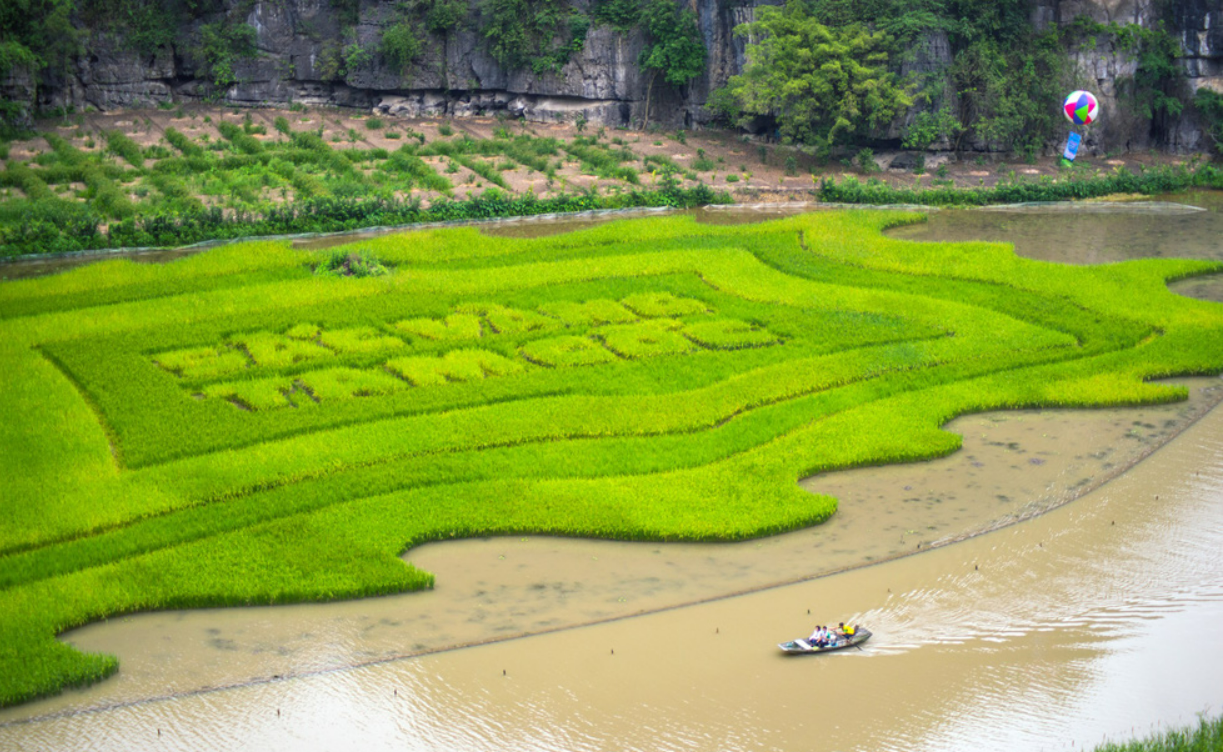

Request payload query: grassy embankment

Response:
[1,210,1221,707]
[817,161,1223,205]
[1092,714,1223,752]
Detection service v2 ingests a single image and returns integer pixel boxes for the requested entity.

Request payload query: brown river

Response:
[1,195,1222,751]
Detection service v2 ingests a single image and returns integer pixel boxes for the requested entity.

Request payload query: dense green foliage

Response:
[817,162,1223,205]
[709,0,1194,157]
[638,0,707,126]
[0,0,76,79]
[1108,21,1187,138]
[711,1,910,156]
[378,0,468,75]
[1,210,1221,708]
[1195,88,1223,156]
[481,0,590,73]
[196,19,258,94]
[380,19,423,74]
[0,0,77,133]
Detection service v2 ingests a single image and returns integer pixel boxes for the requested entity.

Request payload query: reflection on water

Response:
[883,193,1223,302]
[886,191,1223,265]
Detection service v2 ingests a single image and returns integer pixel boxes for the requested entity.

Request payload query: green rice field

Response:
[1,210,1221,707]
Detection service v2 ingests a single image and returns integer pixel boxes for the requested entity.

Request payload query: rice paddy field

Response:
[1,209,1222,708]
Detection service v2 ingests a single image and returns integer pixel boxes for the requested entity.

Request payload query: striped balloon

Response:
[1063,90,1099,125]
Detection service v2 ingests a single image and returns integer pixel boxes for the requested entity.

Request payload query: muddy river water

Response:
[2,195,1222,750]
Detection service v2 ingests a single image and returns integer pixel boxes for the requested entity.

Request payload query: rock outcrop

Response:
[11,0,1223,154]
[1032,0,1223,152]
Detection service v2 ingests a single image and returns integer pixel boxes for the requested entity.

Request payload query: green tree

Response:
[1112,23,1185,141]
[423,0,466,33]
[902,106,963,151]
[638,0,706,128]
[79,0,178,55]
[710,0,910,155]
[949,30,1066,158]
[379,0,467,77]
[381,20,421,74]
[480,0,589,74]
[593,0,642,31]
[1194,88,1223,156]
[197,20,257,95]
[0,0,78,130]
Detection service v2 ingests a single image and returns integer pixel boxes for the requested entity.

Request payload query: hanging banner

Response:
[1062,132,1081,162]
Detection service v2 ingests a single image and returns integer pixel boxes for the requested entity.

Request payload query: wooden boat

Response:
[778,627,872,654]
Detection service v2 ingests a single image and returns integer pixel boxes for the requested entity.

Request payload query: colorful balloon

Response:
[1063,90,1099,126]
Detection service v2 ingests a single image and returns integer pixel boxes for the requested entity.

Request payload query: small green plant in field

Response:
[103,130,145,168]
[692,148,716,172]
[366,117,384,130]
[855,148,879,174]
[438,122,454,137]
[314,249,389,277]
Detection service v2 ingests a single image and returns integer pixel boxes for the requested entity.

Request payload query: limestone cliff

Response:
[7,0,1223,154]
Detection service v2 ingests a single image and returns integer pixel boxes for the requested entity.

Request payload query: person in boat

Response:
[842,622,855,637]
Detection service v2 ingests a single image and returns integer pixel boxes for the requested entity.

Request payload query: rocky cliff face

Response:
[10,0,1223,154]
[1033,0,1223,152]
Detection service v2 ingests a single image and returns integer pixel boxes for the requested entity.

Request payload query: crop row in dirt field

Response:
[4,104,1217,258]
[1,209,1221,708]
[0,106,768,255]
